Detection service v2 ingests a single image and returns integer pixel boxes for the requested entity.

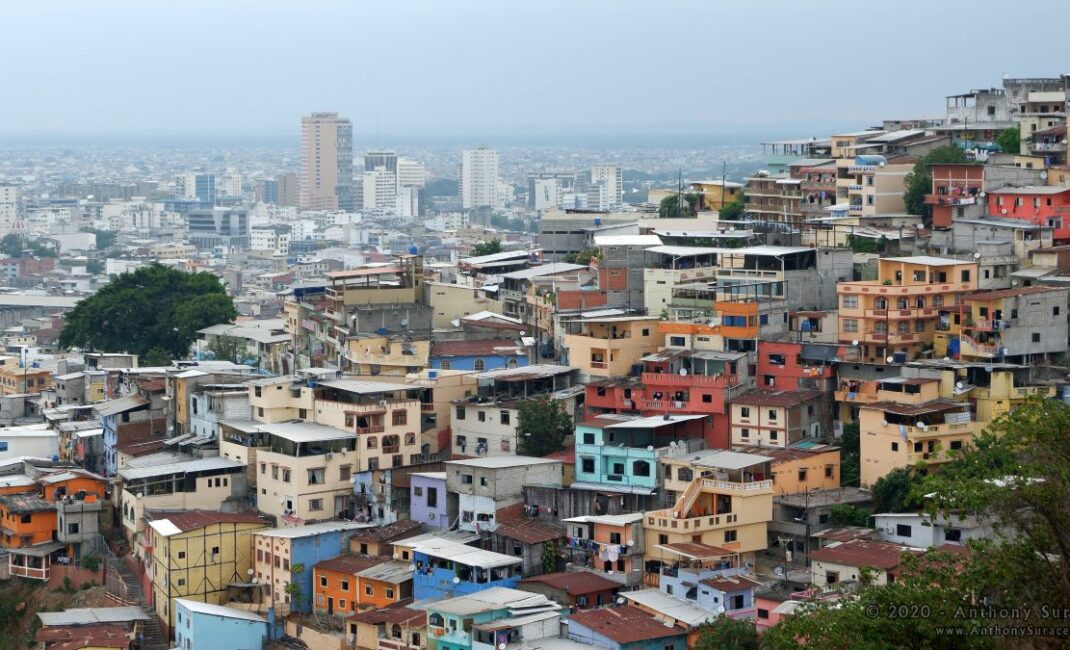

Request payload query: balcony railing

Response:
[641,372,735,388]
[865,308,936,319]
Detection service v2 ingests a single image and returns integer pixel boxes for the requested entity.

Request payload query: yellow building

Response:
[147,510,268,629]
[342,336,430,377]
[857,361,1054,487]
[838,256,978,363]
[691,180,744,211]
[428,282,505,330]
[562,315,661,378]
[0,364,51,395]
[834,157,912,217]
[644,450,773,565]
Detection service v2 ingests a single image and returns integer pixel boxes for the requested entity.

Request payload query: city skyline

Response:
[2,1,1069,140]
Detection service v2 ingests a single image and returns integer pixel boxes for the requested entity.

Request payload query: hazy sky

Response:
[3,0,1068,140]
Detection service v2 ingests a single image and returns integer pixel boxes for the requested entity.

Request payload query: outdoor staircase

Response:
[673,477,703,519]
[109,557,168,650]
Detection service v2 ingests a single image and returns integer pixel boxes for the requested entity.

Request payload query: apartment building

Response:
[837,256,978,363]
[445,457,562,533]
[835,155,912,217]
[426,588,562,650]
[987,185,1070,243]
[562,315,661,378]
[729,389,827,448]
[147,510,268,629]
[560,512,645,588]
[954,286,1069,362]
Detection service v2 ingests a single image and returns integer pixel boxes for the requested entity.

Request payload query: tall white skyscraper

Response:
[0,184,19,232]
[362,168,398,211]
[590,164,624,209]
[397,158,426,189]
[461,147,500,209]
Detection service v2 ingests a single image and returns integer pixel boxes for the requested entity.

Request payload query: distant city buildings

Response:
[461,146,500,209]
[300,112,354,211]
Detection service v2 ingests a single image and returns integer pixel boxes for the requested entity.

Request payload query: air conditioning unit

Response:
[379,400,388,407]
[325,452,333,460]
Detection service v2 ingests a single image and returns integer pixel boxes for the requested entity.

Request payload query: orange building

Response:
[838,256,978,363]
[313,555,410,615]
[38,470,107,502]
[561,513,646,588]
[0,365,52,395]
[0,493,57,548]
[0,474,37,496]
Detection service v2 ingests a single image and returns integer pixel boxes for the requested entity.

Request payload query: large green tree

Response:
[904,146,971,219]
[839,422,861,487]
[207,334,247,364]
[718,196,746,221]
[516,395,572,456]
[658,193,702,219]
[693,617,760,650]
[996,126,1020,155]
[871,467,924,513]
[470,239,502,257]
[59,263,237,361]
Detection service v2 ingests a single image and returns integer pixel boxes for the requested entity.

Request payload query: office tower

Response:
[397,158,426,218]
[590,164,623,208]
[277,173,299,207]
[364,150,398,175]
[461,147,500,209]
[219,168,243,197]
[362,168,397,211]
[0,184,19,232]
[255,179,279,204]
[397,158,426,189]
[300,112,354,211]
[175,173,216,203]
[186,207,250,250]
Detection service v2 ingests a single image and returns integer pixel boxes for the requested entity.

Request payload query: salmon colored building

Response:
[988,185,1070,243]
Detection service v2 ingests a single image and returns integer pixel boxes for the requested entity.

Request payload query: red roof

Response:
[431,339,522,357]
[732,389,823,407]
[493,518,564,544]
[519,570,619,595]
[568,606,683,643]
[543,448,575,465]
[315,554,389,575]
[809,539,918,571]
[146,510,266,533]
[349,602,425,626]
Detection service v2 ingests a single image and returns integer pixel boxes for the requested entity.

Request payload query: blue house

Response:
[430,339,529,372]
[173,599,267,650]
[398,533,523,600]
[567,605,688,650]
[427,587,562,650]
[254,521,374,613]
[572,414,708,494]
[658,566,760,619]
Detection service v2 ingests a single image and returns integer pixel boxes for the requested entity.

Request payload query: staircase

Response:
[109,557,169,650]
[673,478,703,519]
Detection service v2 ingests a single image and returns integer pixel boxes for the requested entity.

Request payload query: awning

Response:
[9,541,66,557]
[163,434,193,446]
[654,542,736,560]
[569,481,654,496]
[800,344,840,363]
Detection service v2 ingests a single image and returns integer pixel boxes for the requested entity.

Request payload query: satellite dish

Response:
[881,420,889,427]
[627,539,635,547]
[247,568,254,576]
[678,368,688,376]
[717,605,726,614]
[956,381,964,389]
[851,340,859,346]
[1041,171,1049,180]
[1001,208,1008,215]
[916,421,925,428]
[886,356,895,363]
[499,645,507,650]
[646,445,654,452]
[979,191,986,198]
[409,564,416,572]
[566,563,574,569]
[453,577,461,584]
[973,252,981,259]
[616,597,625,605]
[774,566,785,577]
[669,441,677,448]
[136,493,143,499]
[393,553,400,560]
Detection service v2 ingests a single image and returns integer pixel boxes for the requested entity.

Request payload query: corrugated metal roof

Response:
[118,456,243,481]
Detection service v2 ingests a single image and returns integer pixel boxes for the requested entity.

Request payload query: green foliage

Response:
[79,554,100,572]
[839,422,860,487]
[517,395,572,456]
[846,234,886,254]
[904,145,971,219]
[142,347,172,367]
[61,576,74,594]
[80,581,95,590]
[658,193,702,219]
[1,233,55,258]
[85,259,105,275]
[871,467,924,513]
[718,196,746,221]
[996,126,1020,155]
[565,247,601,265]
[828,504,870,527]
[693,616,759,650]
[470,239,502,257]
[81,228,117,251]
[541,541,557,574]
[58,264,236,360]
[207,334,247,364]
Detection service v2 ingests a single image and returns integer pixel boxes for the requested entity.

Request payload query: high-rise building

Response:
[397,158,426,219]
[0,184,19,232]
[397,158,426,189]
[186,207,250,250]
[461,147,499,209]
[255,179,279,204]
[362,168,397,212]
[300,112,354,211]
[364,150,398,175]
[219,168,243,197]
[175,173,216,204]
[590,165,623,209]
[277,173,299,207]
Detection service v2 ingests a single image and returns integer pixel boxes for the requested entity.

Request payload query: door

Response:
[328,597,334,615]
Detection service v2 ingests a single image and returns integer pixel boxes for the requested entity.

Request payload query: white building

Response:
[220,168,243,197]
[872,513,995,548]
[250,226,291,255]
[461,147,500,209]
[362,168,398,212]
[0,423,59,461]
[397,158,426,189]
[591,165,623,209]
[0,184,18,231]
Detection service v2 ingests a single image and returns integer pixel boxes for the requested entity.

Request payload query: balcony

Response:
[925,194,976,206]
[963,319,1009,332]
[849,204,864,212]
[642,372,735,388]
[1031,141,1066,152]
[865,308,936,319]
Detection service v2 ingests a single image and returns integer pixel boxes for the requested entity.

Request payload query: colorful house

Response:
[173,599,267,650]
[426,587,562,650]
[313,554,387,616]
[560,513,645,588]
[988,185,1070,243]
[401,533,523,601]
[430,339,529,372]
[567,605,688,650]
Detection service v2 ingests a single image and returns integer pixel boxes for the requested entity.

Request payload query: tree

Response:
[996,126,1020,155]
[693,617,759,650]
[541,541,557,574]
[85,259,104,275]
[828,504,870,527]
[1,233,55,258]
[470,239,502,257]
[208,334,247,364]
[718,196,746,221]
[58,263,237,360]
[517,395,572,456]
[658,193,701,219]
[904,145,971,219]
[1,233,21,258]
[871,467,924,513]
[142,347,172,367]
[839,422,861,487]
[81,228,117,251]
[565,247,601,265]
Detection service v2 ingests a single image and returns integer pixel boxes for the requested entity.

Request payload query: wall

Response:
[410,475,449,529]
[174,606,267,650]
[451,403,519,457]
[429,283,505,330]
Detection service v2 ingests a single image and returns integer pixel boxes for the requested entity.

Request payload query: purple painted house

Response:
[410,471,451,529]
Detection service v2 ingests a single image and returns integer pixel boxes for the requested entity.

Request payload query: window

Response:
[768,409,778,420]
[944,529,962,543]
[68,522,79,534]
[386,587,395,599]
[1055,306,1062,317]
[455,406,466,420]
[367,436,378,449]
[701,394,712,403]
[670,336,686,346]
[414,486,423,497]
[339,599,347,610]
[299,408,307,419]
[950,440,963,451]
[178,551,186,559]
[478,411,486,422]
[500,410,510,425]
[271,465,279,480]
[768,353,786,366]
[282,469,291,483]
[340,466,351,482]
[896,524,912,537]
[609,532,622,544]
[581,457,595,473]
[461,474,473,485]
[320,576,328,587]
[440,359,451,370]
[307,468,325,485]
[740,428,750,439]
[798,468,808,482]
[1032,333,1041,343]
[961,270,971,282]
[841,295,858,309]
[740,407,751,418]
[426,487,438,508]
[633,460,651,477]
[392,410,407,426]
[891,442,899,452]
[915,320,925,332]
[842,319,858,332]
[826,571,839,585]
[177,578,186,586]
[819,513,830,524]
[480,477,488,487]
[825,466,833,478]
[260,463,266,475]
[365,585,373,596]
[897,321,909,334]
[473,359,485,371]
[724,530,737,543]
[309,498,324,511]
[583,432,595,444]
[341,579,349,591]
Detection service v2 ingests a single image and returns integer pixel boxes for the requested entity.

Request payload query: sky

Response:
[2,0,1069,143]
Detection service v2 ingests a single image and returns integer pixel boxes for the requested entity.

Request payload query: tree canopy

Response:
[470,239,502,257]
[996,126,1020,156]
[718,196,746,221]
[693,617,759,650]
[904,146,971,219]
[871,467,925,513]
[516,395,572,456]
[59,263,237,361]
[658,193,702,219]
[207,334,247,364]
[1,233,55,258]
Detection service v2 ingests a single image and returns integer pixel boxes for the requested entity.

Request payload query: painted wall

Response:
[173,603,267,650]
[410,474,449,530]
